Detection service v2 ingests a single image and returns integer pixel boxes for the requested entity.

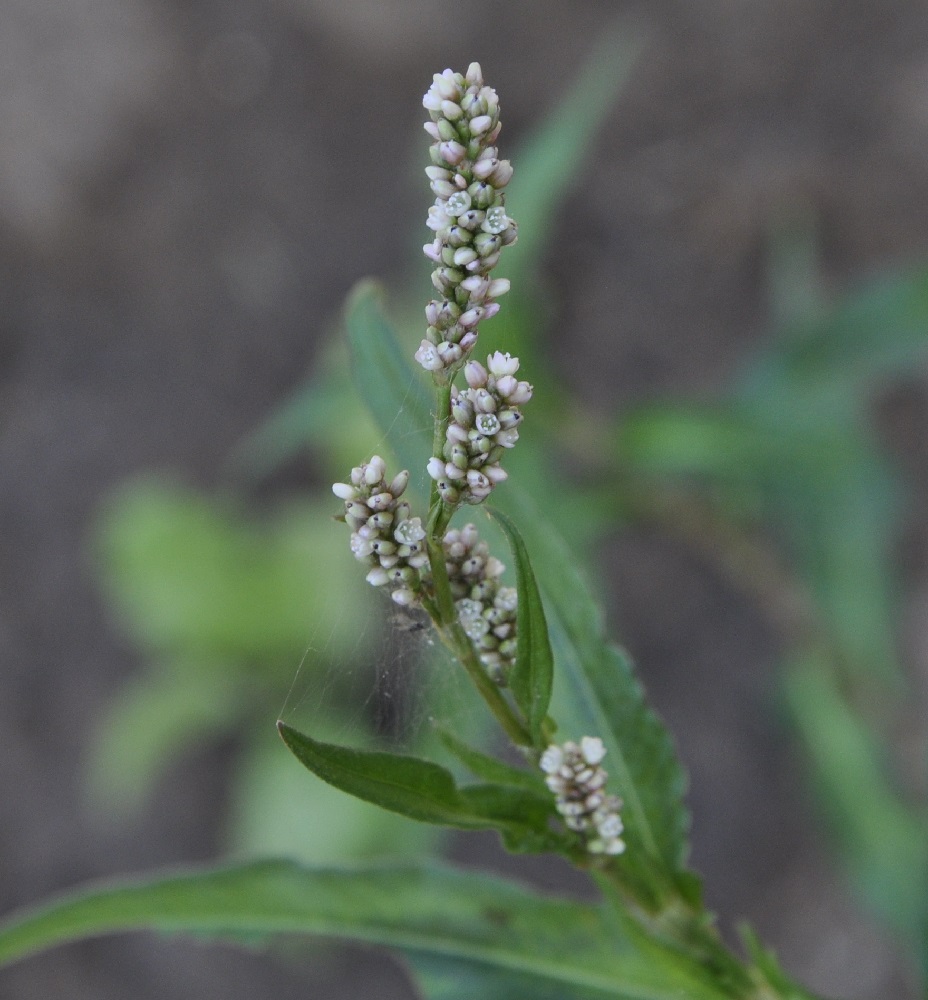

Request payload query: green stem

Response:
[425,534,532,747]
[427,380,453,521]
[595,871,831,1000]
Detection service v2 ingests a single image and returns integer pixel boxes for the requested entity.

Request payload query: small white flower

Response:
[487,351,519,376]
[394,517,426,545]
[540,745,564,773]
[476,413,501,436]
[580,736,606,765]
[415,340,444,372]
[482,206,509,234]
[446,190,472,216]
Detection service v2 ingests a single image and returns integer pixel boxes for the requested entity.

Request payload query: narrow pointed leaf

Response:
[487,507,554,744]
[278,722,551,843]
[0,860,726,999]
[408,951,622,1000]
[345,280,432,484]
[497,488,691,900]
[435,726,548,794]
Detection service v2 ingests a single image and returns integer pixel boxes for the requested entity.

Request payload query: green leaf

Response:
[277,722,552,844]
[782,658,928,940]
[408,951,622,1000]
[435,726,548,795]
[345,280,433,487]
[487,507,554,744]
[497,488,691,900]
[503,27,641,290]
[0,861,728,999]
[751,265,928,401]
[84,661,244,817]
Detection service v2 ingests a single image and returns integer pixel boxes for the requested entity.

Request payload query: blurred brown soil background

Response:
[2,1,927,998]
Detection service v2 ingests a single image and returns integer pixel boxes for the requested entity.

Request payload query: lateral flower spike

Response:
[540,738,626,856]
[443,522,518,684]
[427,351,532,505]
[333,456,428,607]
[417,64,518,376]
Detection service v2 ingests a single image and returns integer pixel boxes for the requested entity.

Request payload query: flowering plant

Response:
[0,64,833,1000]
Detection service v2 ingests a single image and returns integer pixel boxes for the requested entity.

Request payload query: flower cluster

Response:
[443,523,518,683]
[332,456,428,607]
[416,63,518,376]
[540,737,626,856]
[427,352,532,505]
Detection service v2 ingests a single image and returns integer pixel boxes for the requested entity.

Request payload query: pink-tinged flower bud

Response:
[460,274,490,298]
[481,302,500,321]
[423,91,443,112]
[469,114,492,136]
[439,140,466,165]
[365,456,386,483]
[427,457,445,480]
[445,463,465,481]
[388,470,410,498]
[425,301,440,325]
[466,469,490,491]
[366,566,390,587]
[495,374,518,397]
[425,165,452,181]
[447,423,469,444]
[453,247,478,268]
[489,159,513,187]
[487,351,519,376]
[391,588,416,606]
[437,341,463,364]
[332,482,356,500]
[465,62,483,86]
[424,121,440,139]
[430,179,457,199]
[487,278,510,299]
[434,71,460,100]
[459,331,478,353]
[366,491,393,511]
[508,381,533,405]
[464,360,488,388]
[440,99,463,121]
[484,465,509,484]
[423,241,442,262]
[472,157,498,180]
[458,308,481,329]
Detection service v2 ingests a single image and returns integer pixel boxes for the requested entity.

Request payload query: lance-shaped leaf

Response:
[487,507,553,744]
[0,860,729,999]
[277,722,553,846]
[497,489,692,904]
[435,726,548,795]
[345,280,432,484]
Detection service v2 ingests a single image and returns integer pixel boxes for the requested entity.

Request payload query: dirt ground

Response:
[2,1,927,997]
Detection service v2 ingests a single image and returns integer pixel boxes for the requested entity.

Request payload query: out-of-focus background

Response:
[2,2,927,998]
